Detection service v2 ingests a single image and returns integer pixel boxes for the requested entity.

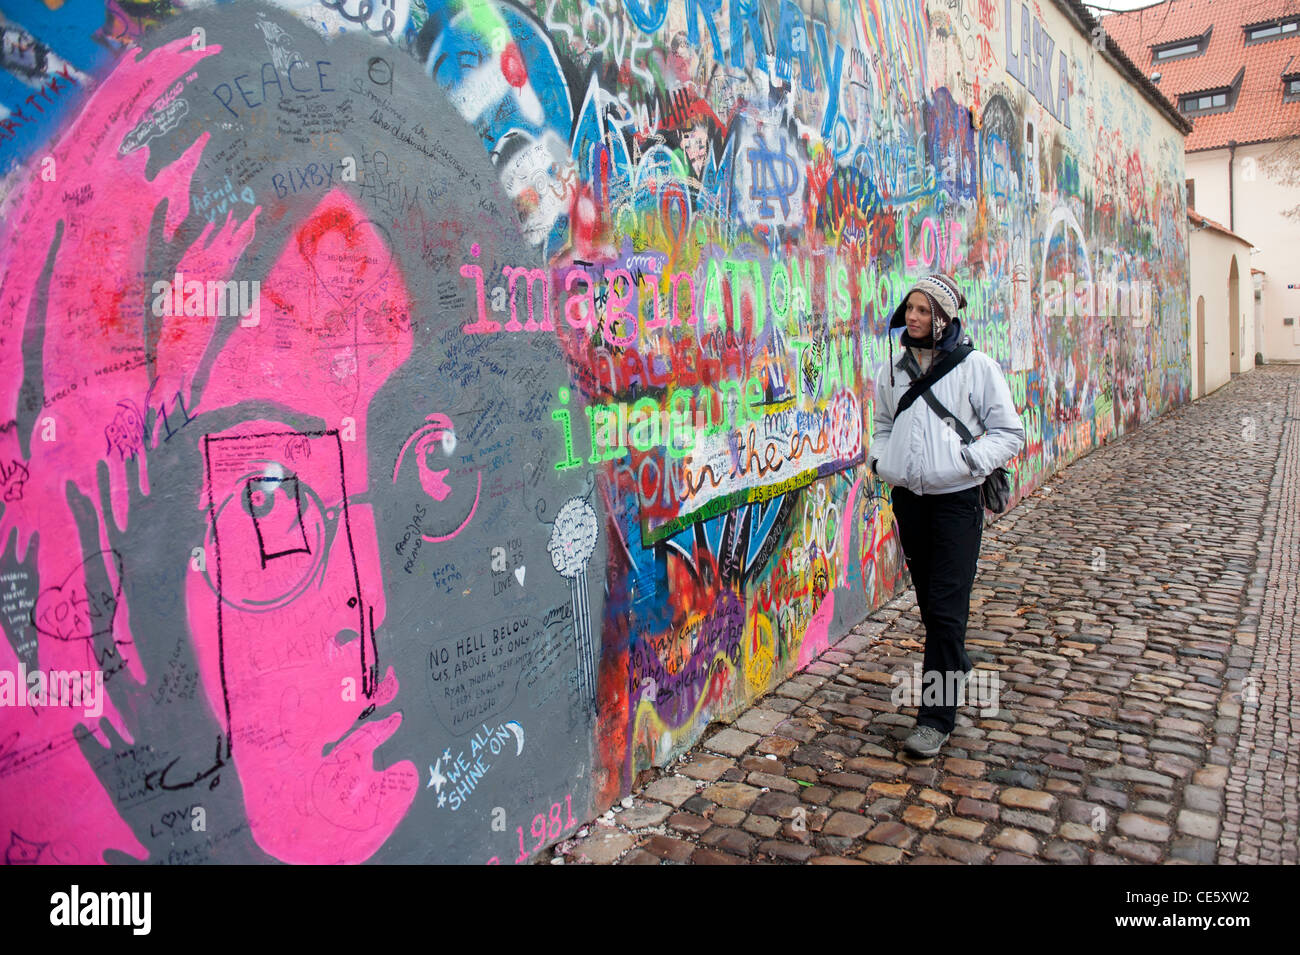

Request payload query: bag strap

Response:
[895,343,973,419]
[918,390,976,444]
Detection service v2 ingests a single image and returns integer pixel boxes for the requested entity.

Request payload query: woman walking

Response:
[867,274,1025,757]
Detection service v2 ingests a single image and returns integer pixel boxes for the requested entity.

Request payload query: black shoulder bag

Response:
[895,345,1012,514]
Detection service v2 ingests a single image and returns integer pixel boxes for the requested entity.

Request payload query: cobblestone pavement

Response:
[562,366,1300,865]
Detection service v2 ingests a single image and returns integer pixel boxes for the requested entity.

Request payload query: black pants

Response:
[890,484,983,734]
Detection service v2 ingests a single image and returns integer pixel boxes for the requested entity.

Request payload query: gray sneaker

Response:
[903,725,949,758]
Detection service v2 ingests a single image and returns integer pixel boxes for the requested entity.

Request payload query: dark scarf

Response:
[889,316,964,386]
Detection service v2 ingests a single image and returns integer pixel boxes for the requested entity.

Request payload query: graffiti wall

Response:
[0,0,1188,864]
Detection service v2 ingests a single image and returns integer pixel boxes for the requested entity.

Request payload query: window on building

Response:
[1152,28,1212,61]
[1245,17,1300,42]
[1286,75,1300,103]
[1186,178,1196,208]
[1180,89,1230,114]
[1155,41,1201,59]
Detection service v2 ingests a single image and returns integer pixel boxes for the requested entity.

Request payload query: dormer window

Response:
[1180,88,1231,114]
[1178,67,1244,116]
[1245,17,1299,43]
[1155,41,1201,59]
[1152,27,1212,62]
[1285,74,1300,103]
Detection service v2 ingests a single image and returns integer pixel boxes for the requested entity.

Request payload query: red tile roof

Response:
[1188,206,1254,244]
[1102,0,1300,150]
[1056,0,1194,133]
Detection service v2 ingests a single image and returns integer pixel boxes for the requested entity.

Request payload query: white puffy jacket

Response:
[867,339,1026,496]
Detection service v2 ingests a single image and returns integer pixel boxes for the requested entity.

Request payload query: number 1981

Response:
[514,794,577,864]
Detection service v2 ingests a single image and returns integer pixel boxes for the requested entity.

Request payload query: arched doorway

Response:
[1229,257,1241,374]
[1197,295,1206,397]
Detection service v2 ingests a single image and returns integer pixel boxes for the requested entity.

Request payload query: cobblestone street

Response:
[567,366,1300,866]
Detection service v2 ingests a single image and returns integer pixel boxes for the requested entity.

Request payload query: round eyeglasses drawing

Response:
[546,497,598,709]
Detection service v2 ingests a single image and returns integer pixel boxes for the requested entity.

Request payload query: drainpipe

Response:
[1227,140,1237,231]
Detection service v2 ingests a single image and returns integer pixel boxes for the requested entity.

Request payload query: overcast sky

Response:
[1084,0,1165,11]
